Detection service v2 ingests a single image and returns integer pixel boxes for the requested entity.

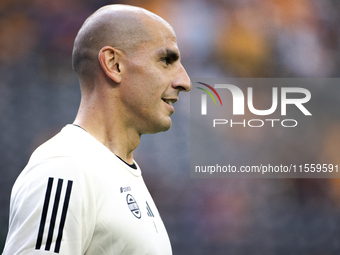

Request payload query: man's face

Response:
[119,21,191,134]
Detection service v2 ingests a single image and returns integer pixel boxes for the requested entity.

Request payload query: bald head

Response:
[72,5,174,82]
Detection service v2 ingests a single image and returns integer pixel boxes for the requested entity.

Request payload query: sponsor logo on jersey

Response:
[126,194,141,219]
[120,186,131,193]
[35,177,73,254]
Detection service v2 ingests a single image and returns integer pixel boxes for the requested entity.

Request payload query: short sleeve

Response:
[2,157,96,255]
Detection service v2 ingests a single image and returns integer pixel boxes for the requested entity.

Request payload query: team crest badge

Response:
[126,194,141,219]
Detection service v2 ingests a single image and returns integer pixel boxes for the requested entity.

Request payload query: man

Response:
[2,4,190,255]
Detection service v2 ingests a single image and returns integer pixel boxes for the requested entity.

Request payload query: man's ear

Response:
[98,46,122,83]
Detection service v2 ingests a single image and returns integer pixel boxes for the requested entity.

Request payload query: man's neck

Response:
[74,93,140,165]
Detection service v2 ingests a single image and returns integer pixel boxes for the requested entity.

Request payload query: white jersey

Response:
[2,125,172,255]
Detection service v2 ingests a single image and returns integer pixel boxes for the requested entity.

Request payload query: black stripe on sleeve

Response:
[45,178,63,251]
[35,177,54,250]
[54,180,73,253]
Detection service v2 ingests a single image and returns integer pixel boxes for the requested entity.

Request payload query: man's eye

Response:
[161,57,171,65]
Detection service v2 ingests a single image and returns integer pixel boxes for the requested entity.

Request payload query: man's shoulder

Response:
[30,125,89,161]
[22,124,132,180]
[18,125,98,182]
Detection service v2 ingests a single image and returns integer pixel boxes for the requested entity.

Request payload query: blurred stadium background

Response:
[1,0,340,254]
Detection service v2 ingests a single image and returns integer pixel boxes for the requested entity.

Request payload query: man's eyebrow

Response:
[157,48,179,61]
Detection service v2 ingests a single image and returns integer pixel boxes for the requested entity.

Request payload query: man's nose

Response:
[172,64,191,92]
